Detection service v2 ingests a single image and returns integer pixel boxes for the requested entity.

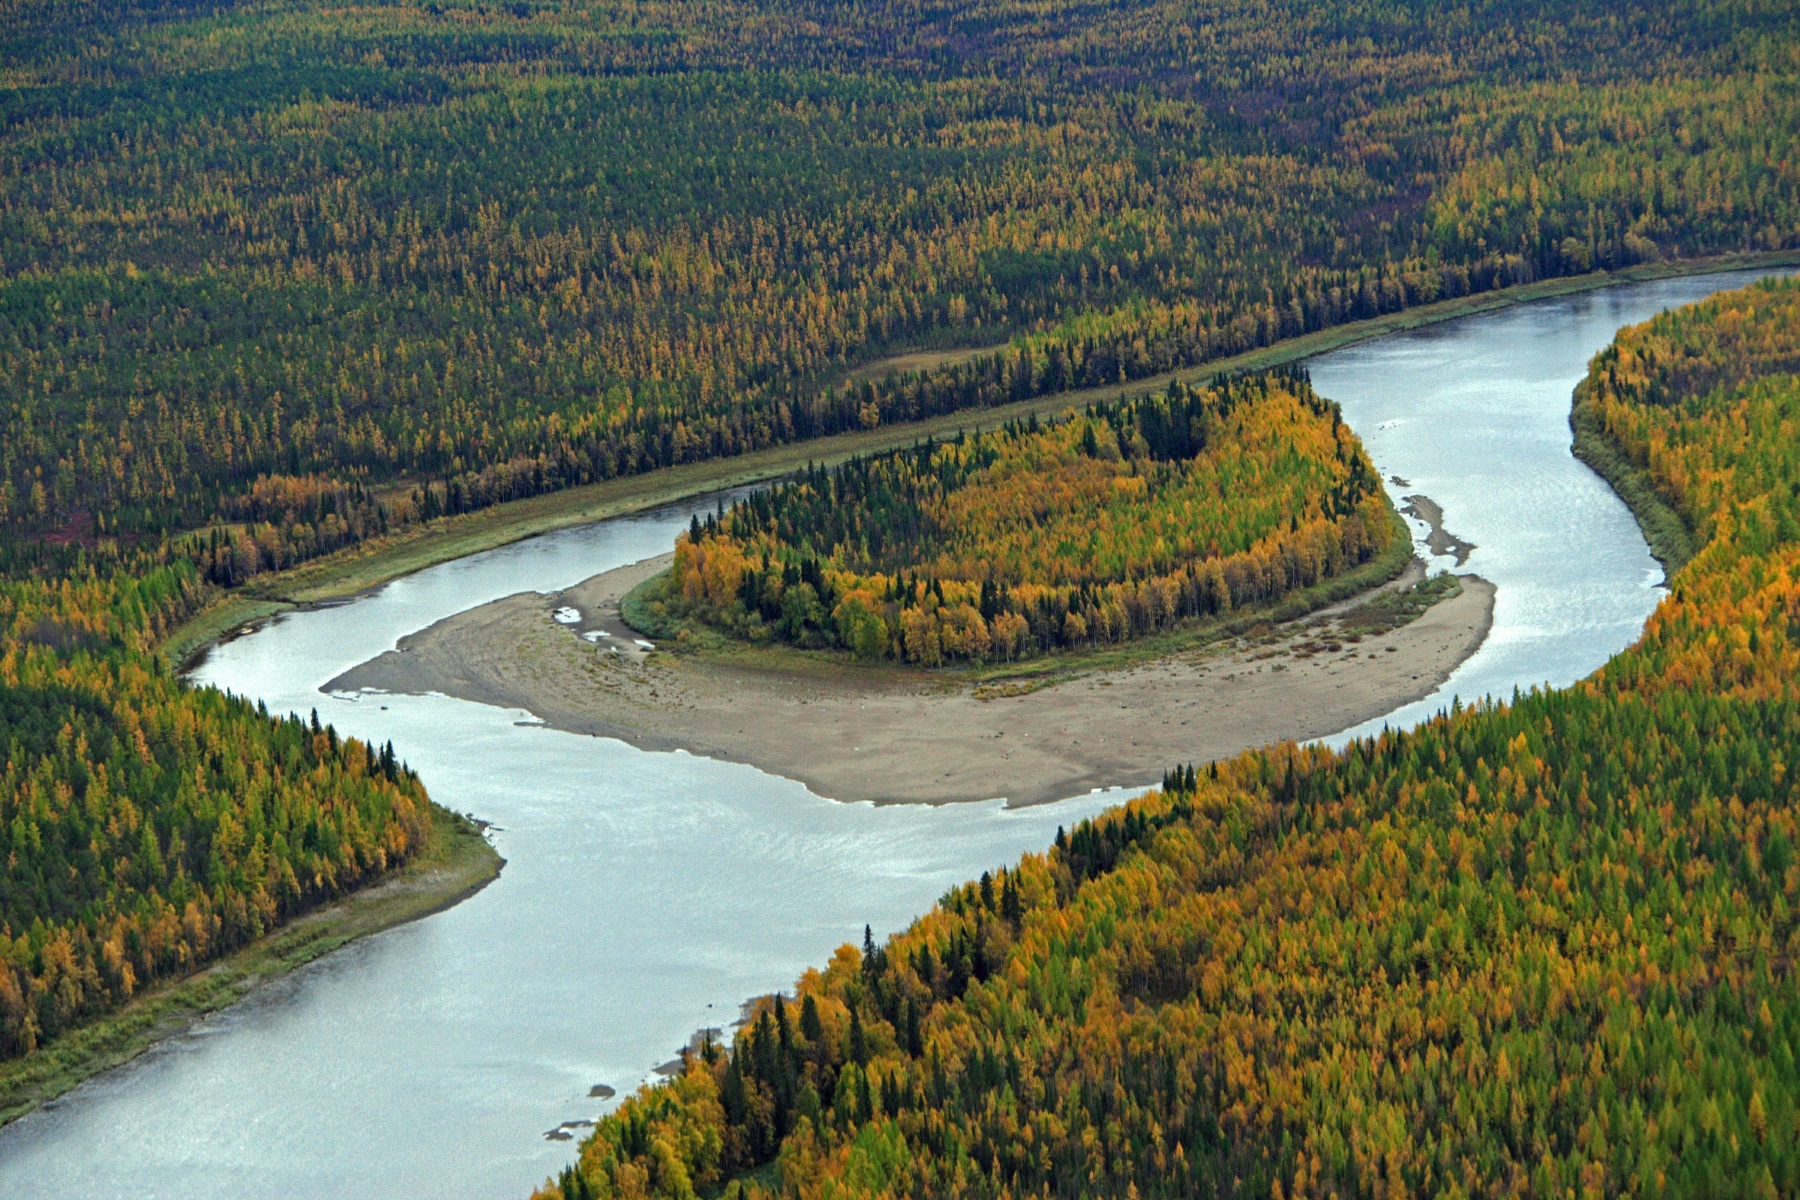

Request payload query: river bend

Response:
[0,268,1783,1197]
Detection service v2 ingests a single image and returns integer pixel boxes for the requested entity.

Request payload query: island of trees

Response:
[667,371,1393,664]
[536,278,1800,1199]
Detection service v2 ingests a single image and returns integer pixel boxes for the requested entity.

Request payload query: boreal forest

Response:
[0,557,432,1057]
[669,372,1392,664]
[0,0,1797,1186]
[535,278,1800,1199]
[3,0,1799,563]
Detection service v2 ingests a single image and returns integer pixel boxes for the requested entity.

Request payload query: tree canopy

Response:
[534,278,1800,1200]
[4,0,1800,1091]
[672,371,1390,663]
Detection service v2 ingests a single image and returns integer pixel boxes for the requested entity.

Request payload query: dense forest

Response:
[0,554,433,1058]
[1,0,1797,570]
[533,278,1800,1198]
[670,371,1391,663]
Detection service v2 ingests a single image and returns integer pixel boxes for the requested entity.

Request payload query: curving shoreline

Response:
[156,252,1800,668]
[0,806,501,1128]
[328,557,1494,807]
[6,269,1745,1199]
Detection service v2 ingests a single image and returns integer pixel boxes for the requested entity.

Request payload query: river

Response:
[0,267,1783,1197]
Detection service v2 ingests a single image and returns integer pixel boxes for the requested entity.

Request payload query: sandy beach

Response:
[329,556,1493,806]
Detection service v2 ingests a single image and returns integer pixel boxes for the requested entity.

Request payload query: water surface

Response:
[1318,269,1787,740]
[0,268,1784,1197]
[0,501,1128,1198]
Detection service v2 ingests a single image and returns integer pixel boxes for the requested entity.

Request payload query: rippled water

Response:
[0,268,1784,1197]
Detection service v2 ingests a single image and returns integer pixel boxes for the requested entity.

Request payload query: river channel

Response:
[0,268,1784,1197]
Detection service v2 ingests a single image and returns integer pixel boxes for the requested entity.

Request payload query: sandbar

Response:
[328,556,1493,806]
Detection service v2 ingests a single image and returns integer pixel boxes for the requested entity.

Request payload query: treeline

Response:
[191,469,554,588]
[0,553,435,1058]
[0,0,1796,564]
[534,279,1800,1197]
[671,371,1392,664]
[191,475,394,587]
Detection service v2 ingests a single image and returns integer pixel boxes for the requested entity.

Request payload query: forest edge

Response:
[0,806,502,1128]
[159,250,1800,670]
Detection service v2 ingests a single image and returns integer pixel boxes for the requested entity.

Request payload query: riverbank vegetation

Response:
[0,556,459,1066]
[175,256,1746,619]
[664,371,1393,665]
[0,801,497,1125]
[3,0,1799,583]
[535,277,1800,1198]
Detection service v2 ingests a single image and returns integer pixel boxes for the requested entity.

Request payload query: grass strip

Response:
[159,251,1797,655]
[162,595,294,671]
[158,250,1800,666]
[1569,380,1697,577]
[0,806,501,1128]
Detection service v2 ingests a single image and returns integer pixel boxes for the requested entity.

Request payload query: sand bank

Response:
[328,558,1493,807]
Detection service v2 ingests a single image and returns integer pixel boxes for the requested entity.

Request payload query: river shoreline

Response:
[327,555,1495,807]
[157,251,1800,668]
[0,806,502,1129]
[9,268,1743,1200]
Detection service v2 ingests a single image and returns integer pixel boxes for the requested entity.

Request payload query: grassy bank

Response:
[0,805,502,1128]
[1569,379,1699,576]
[162,595,295,671]
[623,507,1421,693]
[159,250,1797,664]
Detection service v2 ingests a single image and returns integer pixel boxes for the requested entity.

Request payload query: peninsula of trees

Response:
[670,372,1393,664]
[536,278,1800,1199]
[0,559,435,1059]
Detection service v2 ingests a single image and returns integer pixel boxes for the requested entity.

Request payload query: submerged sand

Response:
[329,556,1493,806]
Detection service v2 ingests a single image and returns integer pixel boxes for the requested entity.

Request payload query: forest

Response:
[0,0,1798,1125]
[0,0,1797,571]
[0,552,434,1058]
[533,277,1800,1198]
[670,371,1392,663]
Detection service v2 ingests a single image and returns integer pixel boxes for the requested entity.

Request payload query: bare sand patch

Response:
[839,342,1009,386]
[1400,493,1476,566]
[328,559,1493,807]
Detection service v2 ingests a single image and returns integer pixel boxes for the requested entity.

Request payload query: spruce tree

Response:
[849,1007,867,1065]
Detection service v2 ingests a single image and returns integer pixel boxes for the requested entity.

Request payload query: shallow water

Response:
[1317,268,1789,741]
[0,268,1784,1197]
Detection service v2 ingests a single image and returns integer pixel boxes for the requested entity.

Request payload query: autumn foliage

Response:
[0,557,434,1058]
[2,0,1800,1133]
[672,371,1392,664]
[537,279,1800,1199]
[1,0,1796,571]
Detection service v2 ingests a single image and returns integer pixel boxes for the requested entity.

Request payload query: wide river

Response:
[0,268,1784,1197]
